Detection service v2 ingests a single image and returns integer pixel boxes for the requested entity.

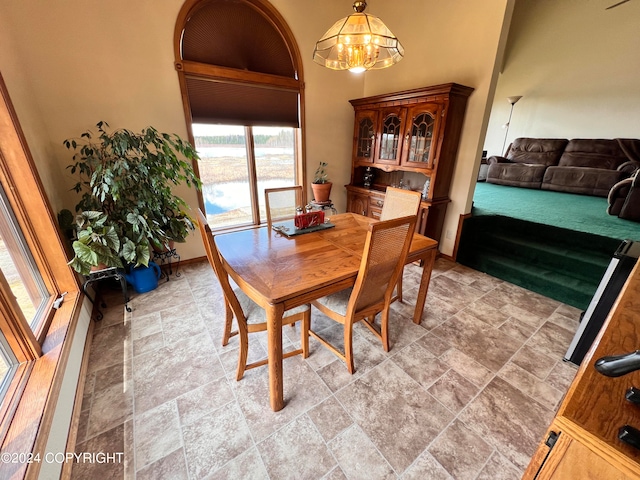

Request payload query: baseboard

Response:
[60,316,95,480]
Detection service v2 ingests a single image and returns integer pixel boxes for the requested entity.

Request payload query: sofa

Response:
[486,137,640,197]
[608,170,640,221]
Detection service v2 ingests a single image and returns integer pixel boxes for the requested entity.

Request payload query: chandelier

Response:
[313,1,404,73]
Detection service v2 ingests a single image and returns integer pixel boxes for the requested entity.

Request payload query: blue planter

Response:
[125,261,162,294]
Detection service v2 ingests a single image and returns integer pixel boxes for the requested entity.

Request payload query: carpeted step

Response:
[456,214,622,309]
[472,231,610,284]
[462,248,597,309]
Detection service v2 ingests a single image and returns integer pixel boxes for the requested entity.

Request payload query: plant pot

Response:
[125,261,162,294]
[90,263,109,272]
[311,182,332,203]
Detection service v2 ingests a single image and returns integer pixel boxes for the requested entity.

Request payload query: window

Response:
[0,184,49,330]
[0,71,81,478]
[174,0,305,230]
[194,124,297,228]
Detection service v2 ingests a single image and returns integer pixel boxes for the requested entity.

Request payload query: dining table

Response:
[214,212,438,411]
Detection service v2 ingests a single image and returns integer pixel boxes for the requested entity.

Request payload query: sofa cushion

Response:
[506,138,569,166]
[558,139,627,169]
[486,163,546,189]
[542,166,626,197]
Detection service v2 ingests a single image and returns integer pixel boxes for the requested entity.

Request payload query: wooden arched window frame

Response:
[173,0,306,225]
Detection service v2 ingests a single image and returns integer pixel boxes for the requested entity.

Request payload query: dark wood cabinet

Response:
[346,83,473,242]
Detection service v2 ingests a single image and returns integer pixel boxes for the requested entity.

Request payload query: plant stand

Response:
[152,247,181,281]
[82,267,131,320]
[310,199,338,215]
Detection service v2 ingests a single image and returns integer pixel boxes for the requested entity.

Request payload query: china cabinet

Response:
[346,83,473,242]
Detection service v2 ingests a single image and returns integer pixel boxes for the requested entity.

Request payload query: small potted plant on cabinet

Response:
[311,161,332,203]
[61,121,201,289]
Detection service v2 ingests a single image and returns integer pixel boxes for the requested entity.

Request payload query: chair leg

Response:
[397,269,404,303]
[222,300,234,346]
[380,308,390,352]
[344,320,355,374]
[301,310,310,359]
[235,321,249,381]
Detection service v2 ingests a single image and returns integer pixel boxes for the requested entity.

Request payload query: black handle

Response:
[595,350,640,377]
[619,425,640,450]
[626,387,640,405]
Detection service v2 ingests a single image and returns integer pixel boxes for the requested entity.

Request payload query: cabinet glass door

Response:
[376,107,405,164]
[353,110,377,163]
[402,104,441,168]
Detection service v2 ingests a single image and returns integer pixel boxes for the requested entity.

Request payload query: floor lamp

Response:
[501,95,523,155]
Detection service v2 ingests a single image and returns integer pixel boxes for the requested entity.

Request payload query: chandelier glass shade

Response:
[313,1,404,73]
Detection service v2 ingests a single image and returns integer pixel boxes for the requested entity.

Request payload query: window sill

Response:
[0,292,83,479]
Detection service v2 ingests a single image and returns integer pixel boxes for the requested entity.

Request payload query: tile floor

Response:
[71,257,580,479]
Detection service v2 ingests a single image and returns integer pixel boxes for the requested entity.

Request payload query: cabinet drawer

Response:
[369,196,385,209]
[369,207,382,220]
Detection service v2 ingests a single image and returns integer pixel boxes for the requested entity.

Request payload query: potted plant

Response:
[62,121,201,276]
[311,161,332,203]
[63,210,124,275]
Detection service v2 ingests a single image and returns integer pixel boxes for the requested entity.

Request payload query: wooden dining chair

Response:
[307,215,417,374]
[380,186,422,303]
[264,185,303,229]
[197,209,310,380]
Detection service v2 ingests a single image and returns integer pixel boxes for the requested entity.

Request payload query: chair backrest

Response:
[380,187,422,221]
[197,209,246,318]
[264,186,303,229]
[347,215,417,316]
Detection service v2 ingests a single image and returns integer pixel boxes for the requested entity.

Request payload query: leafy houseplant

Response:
[62,121,201,273]
[311,161,332,203]
[64,211,123,275]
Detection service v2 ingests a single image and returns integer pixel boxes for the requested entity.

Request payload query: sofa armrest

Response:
[617,160,640,175]
[487,155,510,165]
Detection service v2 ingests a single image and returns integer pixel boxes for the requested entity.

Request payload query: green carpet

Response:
[473,182,640,241]
[457,182,640,309]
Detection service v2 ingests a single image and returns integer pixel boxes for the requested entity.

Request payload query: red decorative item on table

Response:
[294,211,324,229]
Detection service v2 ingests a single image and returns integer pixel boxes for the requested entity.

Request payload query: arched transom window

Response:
[174,0,305,230]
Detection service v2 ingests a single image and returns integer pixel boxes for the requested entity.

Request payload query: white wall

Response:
[484,0,640,157]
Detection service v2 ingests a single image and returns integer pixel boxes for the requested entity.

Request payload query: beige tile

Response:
[133,332,224,413]
[510,344,557,380]
[429,419,494,480]
[329,425,394,479]
[336,361,453,473]
[415,333,452,357]
[499,362,564,410]
[160,301,207,345]
[390,342,449,388]
[401,450,453,479]
[432,311,522,372]
[205,447,269,480]
[259,415,337,479]
[86,376,133,439]
[458,377,554,470]
[307,395,353,442]
[176,377,235,426]
[71,423,125,479]
[134,400,183,470]
[182,402,254,479]
[428,369,479,414]
[87,321,131,374]
[439,348,494,387]
[234,359,332,442]
[136,448,188,480]
[476,450,522,480]
[526,321,575,359]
